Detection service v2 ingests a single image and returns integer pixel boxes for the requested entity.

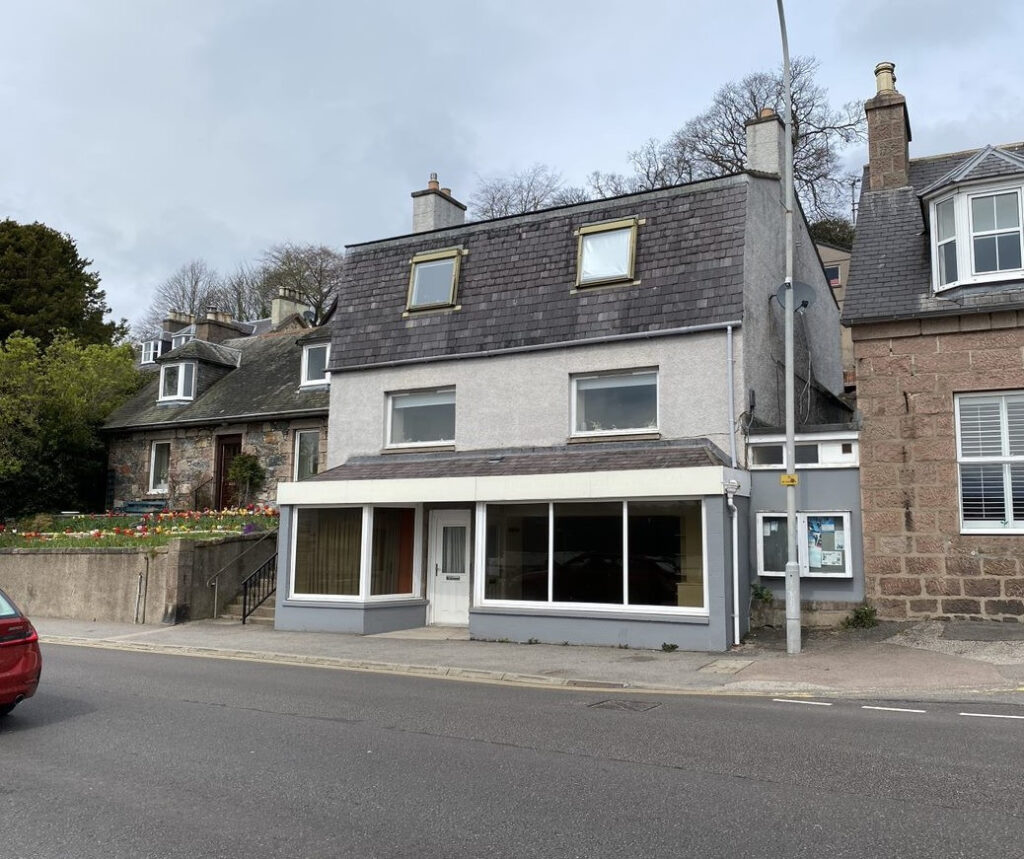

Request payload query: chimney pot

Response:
[427,172,440,191]
[874,61,897,94]
[759,107,776,119]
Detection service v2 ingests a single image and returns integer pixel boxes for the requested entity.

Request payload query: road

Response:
[3,643,1024,858]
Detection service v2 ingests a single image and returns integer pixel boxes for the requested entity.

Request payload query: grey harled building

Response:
[276,120,847,651]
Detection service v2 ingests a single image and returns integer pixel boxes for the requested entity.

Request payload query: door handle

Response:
[435,563,439,577]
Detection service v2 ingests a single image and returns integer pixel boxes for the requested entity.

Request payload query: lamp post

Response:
[777,0,801,654]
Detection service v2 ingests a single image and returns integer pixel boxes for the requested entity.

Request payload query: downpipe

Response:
[725,482,740,647]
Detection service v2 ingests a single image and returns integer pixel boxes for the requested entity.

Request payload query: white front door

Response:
[427,510,471,625]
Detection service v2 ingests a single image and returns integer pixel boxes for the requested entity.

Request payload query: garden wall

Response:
[0,532,276,624]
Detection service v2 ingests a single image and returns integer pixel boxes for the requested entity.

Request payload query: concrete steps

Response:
[220,592,276,625]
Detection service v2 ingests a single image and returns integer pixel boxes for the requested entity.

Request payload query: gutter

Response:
[102,407,329,434]
[329,320,744,375]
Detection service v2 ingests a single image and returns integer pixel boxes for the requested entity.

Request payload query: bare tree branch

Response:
[261,243,344,326]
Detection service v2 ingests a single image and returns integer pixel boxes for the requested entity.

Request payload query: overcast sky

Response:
[3,0,1022,328]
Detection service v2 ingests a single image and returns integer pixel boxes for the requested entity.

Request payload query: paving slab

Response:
[29,616,1024,702]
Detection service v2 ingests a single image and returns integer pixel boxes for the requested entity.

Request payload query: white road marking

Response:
[772,698,832,706]
[861,706,926,713]
[959,712,1024,720]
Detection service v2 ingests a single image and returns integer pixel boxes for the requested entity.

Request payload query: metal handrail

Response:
[241,553,277,624]
[207,529,277,618]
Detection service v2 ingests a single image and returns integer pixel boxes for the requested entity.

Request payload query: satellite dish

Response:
[775,280,815,313]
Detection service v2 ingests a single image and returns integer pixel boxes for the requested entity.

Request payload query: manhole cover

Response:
[588,699,661,712]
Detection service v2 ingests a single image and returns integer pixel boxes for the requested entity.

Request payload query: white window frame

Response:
[158,362,196,401]
[293,429,320,480]
[385,388,456,449]
[955,391,1024,533]
[931,184,1024,292]
[171,332,194,350]
[286,504,423,603]
[141,340,161,365]
[300,343,330,387]
[756,511,853,579]
[747,432,860,470]
[475,498,709,617]
[149,441,171,494]
[570,369,659,437]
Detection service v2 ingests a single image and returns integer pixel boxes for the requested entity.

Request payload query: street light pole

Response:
[777,0,801,654]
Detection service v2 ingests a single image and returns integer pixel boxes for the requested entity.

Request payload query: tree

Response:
[220,262,275,322]
[470,57,864,221]
[0,219,126,346]
[226,453,266,507]
[808,217,855,250]
[0,332,143,518]
[261,244,343,325]
[135,259,223,338]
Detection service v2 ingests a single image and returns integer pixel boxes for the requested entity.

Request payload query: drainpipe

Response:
[725,326,741,646]
[725,479,741,646]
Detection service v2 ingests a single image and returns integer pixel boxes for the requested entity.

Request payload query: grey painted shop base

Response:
[275,600,427,634]
[470,608,726,652]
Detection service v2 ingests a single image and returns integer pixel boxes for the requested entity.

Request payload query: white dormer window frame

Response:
[141,340,161,365]
[171,332,195,350]
[301,343,330,387]
[931,183,1024,292]
[158,362,196,402]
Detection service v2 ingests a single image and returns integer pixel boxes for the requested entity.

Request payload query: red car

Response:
[0,587,41,717]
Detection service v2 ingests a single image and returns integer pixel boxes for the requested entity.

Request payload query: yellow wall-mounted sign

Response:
[780,474,799,487]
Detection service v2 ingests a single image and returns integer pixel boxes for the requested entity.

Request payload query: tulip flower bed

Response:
[0,506,279,549]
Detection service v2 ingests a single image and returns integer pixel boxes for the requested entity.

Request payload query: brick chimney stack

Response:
[411,172,466,233]
[865,61,912,190]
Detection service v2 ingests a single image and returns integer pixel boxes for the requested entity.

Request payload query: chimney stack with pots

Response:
[411,172,466,233]
[271,286,308,328]
[864,61,912,190]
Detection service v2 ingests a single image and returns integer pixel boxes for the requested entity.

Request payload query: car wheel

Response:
[0,702,17,717]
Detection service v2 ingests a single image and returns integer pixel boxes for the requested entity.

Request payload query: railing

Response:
[207,529,277,618]
[241,553,277,624]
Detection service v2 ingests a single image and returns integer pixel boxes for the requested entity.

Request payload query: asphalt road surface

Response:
[4,644,1024,858]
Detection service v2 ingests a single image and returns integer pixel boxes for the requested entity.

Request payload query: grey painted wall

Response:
[749,467,864,603]
[327,333,743,467]
[741,177,843,433]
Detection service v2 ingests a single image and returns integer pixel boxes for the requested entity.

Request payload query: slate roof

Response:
[104,329,329,431]
[843,142,1024,324]
[157,339,240,367]
[330,175,752,372]
[307,439,731,482]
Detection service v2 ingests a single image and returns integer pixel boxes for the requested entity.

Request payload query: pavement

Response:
[33,616,1024,704]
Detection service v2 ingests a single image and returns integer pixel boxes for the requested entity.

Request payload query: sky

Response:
[3,0,1023,329]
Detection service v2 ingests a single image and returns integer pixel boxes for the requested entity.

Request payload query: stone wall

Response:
[107,417,327,511]
[853,312,1024,621]
[0,532,277,624]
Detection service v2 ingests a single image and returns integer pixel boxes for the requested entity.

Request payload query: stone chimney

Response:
[271,286,308,327]
[411,172,466,233]
[161,310,194,335]
[865,61,912,190]
[195,306,244,344]
[744,107,785,176]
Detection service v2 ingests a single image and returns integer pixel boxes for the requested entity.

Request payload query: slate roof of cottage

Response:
[157,339,240,367]
[307,438,731,482]
[330,175,753,372]
[843,142,1024,324]
[104,329,330,431]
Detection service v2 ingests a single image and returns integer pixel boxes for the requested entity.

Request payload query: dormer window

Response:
[159,362,196,401]
[575,218,641,287]
[301,343,330,386]
[171,332,195,349]
[407,248,462,311]
[141,340,162,365]
[932,186,1024,290]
